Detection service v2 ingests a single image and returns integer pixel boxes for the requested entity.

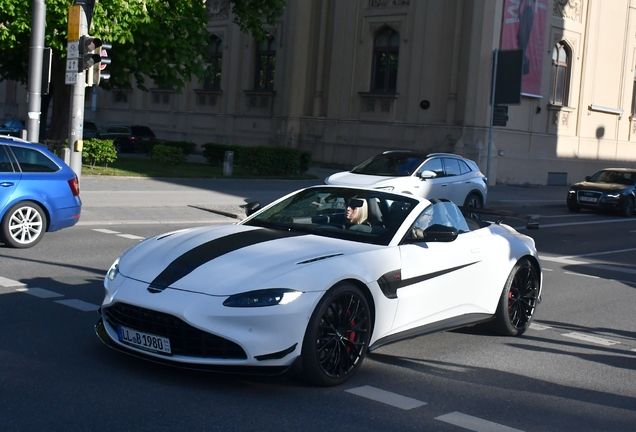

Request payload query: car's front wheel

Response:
[301,283,371,387]
[491,258,539,336]
[0,201,47,248]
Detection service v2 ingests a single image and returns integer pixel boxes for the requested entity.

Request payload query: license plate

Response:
[579,196,597,203]
[117,325,171,354]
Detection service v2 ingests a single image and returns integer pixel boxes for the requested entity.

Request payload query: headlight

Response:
[223,289,302,307]
[568,190,576,194]
[106,257,120,281]
[606,193,621,198]
[375,186,395,191]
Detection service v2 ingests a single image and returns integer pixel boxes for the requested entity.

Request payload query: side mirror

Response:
[418,170,437,180]
[585,176,591,181]
[241,201,261,216]
[408,224,458,243]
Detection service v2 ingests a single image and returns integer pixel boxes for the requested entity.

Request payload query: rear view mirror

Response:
[418,170,437,179]
[241,201,261,216]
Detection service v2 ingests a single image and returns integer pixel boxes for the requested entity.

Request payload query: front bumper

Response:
[97,275,322,369]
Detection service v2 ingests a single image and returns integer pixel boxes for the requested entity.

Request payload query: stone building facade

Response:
[2,0,636,185]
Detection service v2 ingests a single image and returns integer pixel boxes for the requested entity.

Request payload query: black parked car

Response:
[96,124,157,153]
[567,168,636,217]
[83,121,99,139]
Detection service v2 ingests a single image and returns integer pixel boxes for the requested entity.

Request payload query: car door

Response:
[416,157,450,200]
[442,157,471,205]
[391,202,485,333]
[0,145,21,211]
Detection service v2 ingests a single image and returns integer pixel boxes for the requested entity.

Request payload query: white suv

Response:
[325,151,488,208]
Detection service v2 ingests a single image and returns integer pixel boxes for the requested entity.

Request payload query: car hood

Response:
[570,181,630,192]
[325,171,405,187]
[117,224,377,295]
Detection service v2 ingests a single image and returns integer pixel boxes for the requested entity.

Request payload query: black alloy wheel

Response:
[491,258,539,336]
[301,283,371,387]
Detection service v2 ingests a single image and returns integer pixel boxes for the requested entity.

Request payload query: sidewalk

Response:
[76,164,568,226]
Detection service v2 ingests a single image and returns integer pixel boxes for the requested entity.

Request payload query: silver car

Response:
[325,151,488,208]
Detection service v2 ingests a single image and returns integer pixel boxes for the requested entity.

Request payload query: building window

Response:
[204,35,223,90]
[255,36,276,90]
[371,27,399,93]
[550,41,570,106]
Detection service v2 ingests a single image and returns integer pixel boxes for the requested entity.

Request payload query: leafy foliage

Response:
[0,0,286,89]
[152,143,185,165]
[83,138,118,168]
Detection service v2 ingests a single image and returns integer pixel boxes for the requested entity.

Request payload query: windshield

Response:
[351,153,426,176]
[242,187,419,245]
[589,170,636,185]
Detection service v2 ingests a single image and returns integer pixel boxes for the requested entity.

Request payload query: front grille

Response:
[104,303,247,359]
[577,190,602,203]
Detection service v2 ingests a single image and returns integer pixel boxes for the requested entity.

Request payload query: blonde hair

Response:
[350,199,368,224]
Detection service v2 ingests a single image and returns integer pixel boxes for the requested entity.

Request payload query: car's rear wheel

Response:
[491,258,539,336]
[301,283,371,387]
[464,193,483,209]
[0,201,47,248]
[620,196,634,217]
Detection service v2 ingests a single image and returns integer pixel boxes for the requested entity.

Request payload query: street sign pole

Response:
[67,4,87,183]
[26,0,46,142]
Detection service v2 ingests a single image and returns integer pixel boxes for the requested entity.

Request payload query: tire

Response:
[0,201,47,248]
[491,258,539,336]
[620,196,634,217]
[301,283,371,387]
[464,193,483,209]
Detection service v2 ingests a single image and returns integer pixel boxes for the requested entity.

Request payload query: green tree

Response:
[0,0,286,141]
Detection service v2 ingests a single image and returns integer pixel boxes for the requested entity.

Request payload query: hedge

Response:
[202,142,312,175]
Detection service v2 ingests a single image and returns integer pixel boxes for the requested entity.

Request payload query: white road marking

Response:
[117,234,145,240]
[435,411,524,432]
[55,299,100,312]
[562,332,620,346]
[541,253,636,276]
[536,219,636,229]
[92,228,121,234]
[0,276,26,287]
[345,385,426,410]
[530,323,551,331]
[15,287,63,298]
[564,271,599,279]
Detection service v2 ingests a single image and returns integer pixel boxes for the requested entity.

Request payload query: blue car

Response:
[0,135,82,248]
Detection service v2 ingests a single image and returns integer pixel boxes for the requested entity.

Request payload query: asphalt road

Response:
[1,176,634,431]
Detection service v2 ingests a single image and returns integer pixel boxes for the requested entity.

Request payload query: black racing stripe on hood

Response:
[148,228,306,291]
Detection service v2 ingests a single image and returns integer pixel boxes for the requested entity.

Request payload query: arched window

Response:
[550,41,570,105]
[371,27,399,92]
[255,36,276,90]
[204,35,223,90]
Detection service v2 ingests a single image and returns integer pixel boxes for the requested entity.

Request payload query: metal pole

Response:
[68,5,88,183]
[26,0,46,142]
[487,49,498,186]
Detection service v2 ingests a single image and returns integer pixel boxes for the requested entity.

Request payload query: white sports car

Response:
[95,185,542,386]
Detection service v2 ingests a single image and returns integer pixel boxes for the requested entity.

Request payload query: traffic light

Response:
[79,35,103,71]
[79,36,112,87]
[93,41,112,86]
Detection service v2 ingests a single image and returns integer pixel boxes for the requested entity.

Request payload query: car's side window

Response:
[410,202,470,239]
[443,158,462,177]
[421,158,444,177]
[458,159,472,175]
[0,146,14,172]
[10,146,59,173]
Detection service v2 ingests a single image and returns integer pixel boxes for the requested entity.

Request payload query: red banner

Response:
[501,0,547,97]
